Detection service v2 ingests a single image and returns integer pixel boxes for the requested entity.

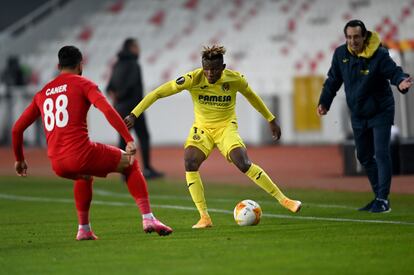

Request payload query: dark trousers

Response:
[119,112,152,170]
[353,124,392,200]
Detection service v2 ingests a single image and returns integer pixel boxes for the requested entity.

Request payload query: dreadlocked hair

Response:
[202,45,226,61]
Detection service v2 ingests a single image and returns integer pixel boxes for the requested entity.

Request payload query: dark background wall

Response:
[0,0,49,31]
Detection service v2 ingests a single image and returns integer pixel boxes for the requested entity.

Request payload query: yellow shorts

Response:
[184,121,246,161]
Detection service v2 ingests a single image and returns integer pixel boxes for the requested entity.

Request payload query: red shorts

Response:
[51,142,122,180]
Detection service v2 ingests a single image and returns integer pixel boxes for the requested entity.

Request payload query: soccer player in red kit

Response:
[12,46,172,240]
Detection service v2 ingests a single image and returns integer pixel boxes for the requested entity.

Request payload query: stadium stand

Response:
[1,0,414,145]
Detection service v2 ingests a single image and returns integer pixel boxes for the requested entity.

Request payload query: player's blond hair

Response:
[202,45,226,60]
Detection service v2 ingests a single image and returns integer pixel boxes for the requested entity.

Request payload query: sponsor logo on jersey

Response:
[198,95,231,102]
[176,76,185,85]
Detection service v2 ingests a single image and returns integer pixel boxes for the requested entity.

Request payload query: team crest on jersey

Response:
[222,83,230,92]
[176,76,185,85]
[193,134,201,141]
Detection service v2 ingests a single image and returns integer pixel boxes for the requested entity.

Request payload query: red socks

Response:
[73,159,151,226]
[123,159,152,215]
[74,178,93,225]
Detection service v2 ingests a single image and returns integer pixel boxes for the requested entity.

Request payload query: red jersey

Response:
[12,73,133,161]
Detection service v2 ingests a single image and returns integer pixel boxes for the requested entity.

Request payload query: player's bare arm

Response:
[269,118,281,141]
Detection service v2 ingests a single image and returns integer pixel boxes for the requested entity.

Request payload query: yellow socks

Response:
[245,163,287,202]
[186,171,209,218]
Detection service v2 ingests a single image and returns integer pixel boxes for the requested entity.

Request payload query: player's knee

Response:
[234,159,251,173]
[184,157,201,171]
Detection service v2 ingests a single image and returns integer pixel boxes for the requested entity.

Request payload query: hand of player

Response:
[125,141,137,165]
[124,114,136,129]
[317,104,328,116]
[269,119,281,141]
[15,160,28,177]
[399,77,413,90]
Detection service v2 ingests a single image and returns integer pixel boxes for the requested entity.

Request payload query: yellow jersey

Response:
[131,68,275,128]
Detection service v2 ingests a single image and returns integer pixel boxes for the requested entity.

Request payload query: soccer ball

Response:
[233,199,262,226]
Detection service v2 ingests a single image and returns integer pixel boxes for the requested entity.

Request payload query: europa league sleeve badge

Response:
[176,76,185,85]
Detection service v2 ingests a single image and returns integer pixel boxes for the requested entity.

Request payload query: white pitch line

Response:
[94,189,356,210]
[1,193,413,226]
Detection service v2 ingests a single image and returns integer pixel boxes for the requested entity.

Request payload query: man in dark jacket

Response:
[317,20,412,213]
[107,38,163,179]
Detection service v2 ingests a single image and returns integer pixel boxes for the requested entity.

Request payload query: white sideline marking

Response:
[94,189,356,210]
[1,193,413,226]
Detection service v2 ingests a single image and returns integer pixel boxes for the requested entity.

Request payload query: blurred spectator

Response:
[1,56,26,145]
[1,56,41,146]
[2,56,25,86]
[106,38,164,179]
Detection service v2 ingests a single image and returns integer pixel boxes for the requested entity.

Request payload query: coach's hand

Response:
[125,141,137,165]
[399,77,413,90]
[269,119,281,141]
[317,104,328,116]
[15,160,28,177]
[124,114,137,129]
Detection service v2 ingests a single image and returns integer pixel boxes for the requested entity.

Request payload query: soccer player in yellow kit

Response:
[125,45,301,228]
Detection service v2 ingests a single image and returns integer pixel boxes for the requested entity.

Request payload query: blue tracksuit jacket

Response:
[319,33,409,128]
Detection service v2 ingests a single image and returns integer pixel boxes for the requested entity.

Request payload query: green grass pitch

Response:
[1,175,413,274]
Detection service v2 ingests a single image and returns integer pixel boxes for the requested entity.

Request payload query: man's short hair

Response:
[122,38,136,51]
[58,46,82,69]
[344,19,367,37]
[202,45,226,63]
